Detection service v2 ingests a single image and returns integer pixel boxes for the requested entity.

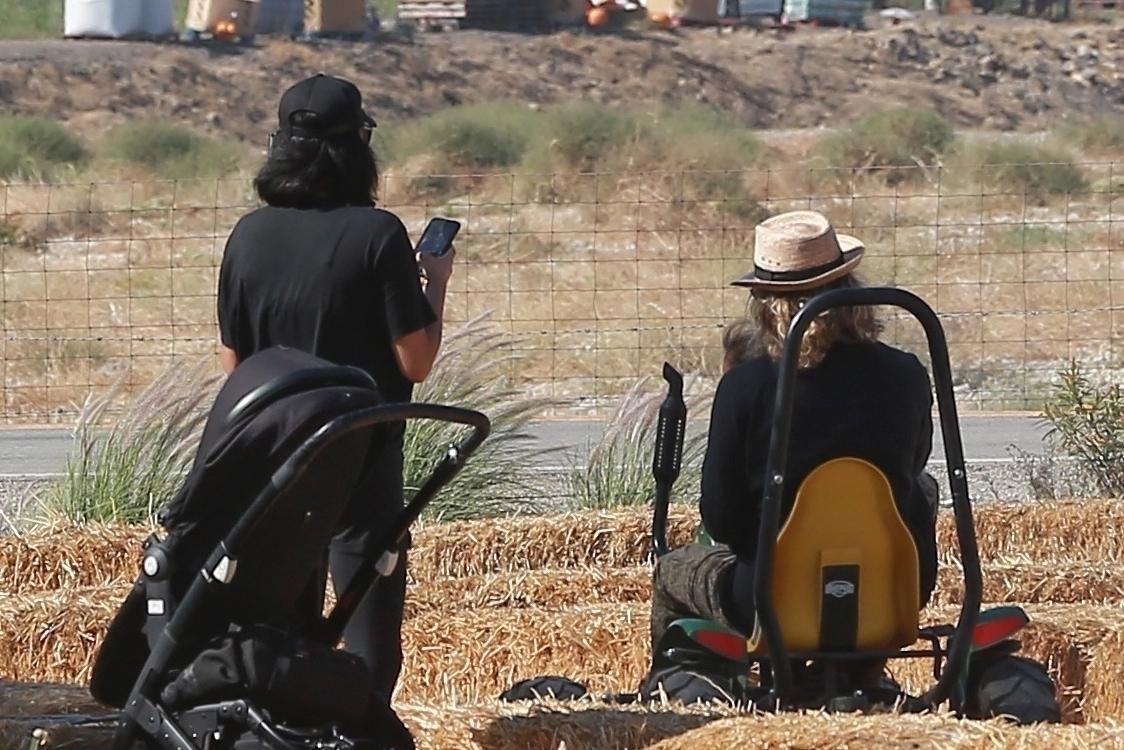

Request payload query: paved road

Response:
[0,415,1047,477]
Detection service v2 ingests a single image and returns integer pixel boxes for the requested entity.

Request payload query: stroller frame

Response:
[114,401,490,750]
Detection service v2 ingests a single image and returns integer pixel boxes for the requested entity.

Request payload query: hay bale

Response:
[0,525,146,595]
[407,566,652,616]
[938,500,1124,564]
[399,604,651,703]
[1084,627,1124,723]
[645,712,1124,750]
[0,587,124,683]
[933,559,1124,606]
[407,700,727,750]
[409,507,698,583]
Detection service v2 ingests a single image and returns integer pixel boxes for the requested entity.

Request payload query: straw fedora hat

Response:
[732,210,864,292]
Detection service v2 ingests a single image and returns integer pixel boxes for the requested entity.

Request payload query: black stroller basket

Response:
[99,354,490,750]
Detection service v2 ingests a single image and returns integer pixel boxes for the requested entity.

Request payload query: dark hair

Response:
[255,118,379,209]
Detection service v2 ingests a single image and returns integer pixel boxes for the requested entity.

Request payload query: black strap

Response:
[753,247,859,282]
[819,564,860,651]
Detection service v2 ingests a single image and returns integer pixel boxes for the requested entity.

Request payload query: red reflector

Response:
[695,629,746,661]
[972,615,1026,650]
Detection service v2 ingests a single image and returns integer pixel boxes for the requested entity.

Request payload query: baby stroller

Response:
[88,347,491,750]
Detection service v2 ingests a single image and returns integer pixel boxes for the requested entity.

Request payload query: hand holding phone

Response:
[416,218,459,290]
[416,218,461,257]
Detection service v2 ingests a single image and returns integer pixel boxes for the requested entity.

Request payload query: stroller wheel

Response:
[500,676,589,702]
[963,654,1061,725]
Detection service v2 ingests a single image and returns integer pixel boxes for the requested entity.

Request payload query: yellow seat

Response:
[748,457,920,655]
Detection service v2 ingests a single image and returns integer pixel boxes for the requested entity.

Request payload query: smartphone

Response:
[416,218,461,257]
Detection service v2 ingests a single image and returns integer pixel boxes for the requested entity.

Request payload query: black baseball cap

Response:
[277,74,376,139]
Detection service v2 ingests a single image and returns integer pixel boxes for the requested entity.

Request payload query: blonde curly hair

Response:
[722,274,883,371]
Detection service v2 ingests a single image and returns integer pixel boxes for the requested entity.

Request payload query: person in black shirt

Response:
[648,210,939,669]
[217,74,453,711]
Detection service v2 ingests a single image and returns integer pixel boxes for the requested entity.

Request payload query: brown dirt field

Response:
[0,18,1121,143]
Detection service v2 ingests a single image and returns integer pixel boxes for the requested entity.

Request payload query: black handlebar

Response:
[652,363,687,558]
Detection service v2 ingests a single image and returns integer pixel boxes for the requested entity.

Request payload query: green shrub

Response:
[405,314,558,521]
[47,361,220,525]
[1041,361,1124,498]
[0,0,62,39]
[819,107,954,174]
[396,102,536,170]
[0,116,88,179]
[104,122,246,179]
[569,375,710,510]
[536,102,639,171]
[956,141,1087,202]
[1055,115,1124,157]
[640,106,764,203]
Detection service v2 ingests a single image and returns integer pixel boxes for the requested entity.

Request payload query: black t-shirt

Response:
[217,206,436,403]
[700,340,937,610]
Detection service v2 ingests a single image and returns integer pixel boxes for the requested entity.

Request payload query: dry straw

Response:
[644,712,1124,750]
[938,499,1124,563]
[5,501,1120,596]
[5,699,1124,750]
[0,524,146,594]
[407,566,652,616]
[1083,626,1124,723]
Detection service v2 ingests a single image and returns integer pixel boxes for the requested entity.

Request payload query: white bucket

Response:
[63,0,145,37]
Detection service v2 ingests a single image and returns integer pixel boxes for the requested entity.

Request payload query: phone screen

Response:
[416,218,461,257]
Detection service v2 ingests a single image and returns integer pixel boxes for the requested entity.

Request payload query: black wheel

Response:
[964,655,1061,725]
[500,676,589,701]
[640,666,740,705]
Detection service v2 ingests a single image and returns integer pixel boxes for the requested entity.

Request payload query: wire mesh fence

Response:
[1,160,1121,423]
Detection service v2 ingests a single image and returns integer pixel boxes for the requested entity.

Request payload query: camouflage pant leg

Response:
[650,543,740,657]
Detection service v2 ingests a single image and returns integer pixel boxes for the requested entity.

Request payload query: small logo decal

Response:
[825,580,856,598]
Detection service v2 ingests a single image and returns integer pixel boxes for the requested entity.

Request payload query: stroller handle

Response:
[315,402,491,646]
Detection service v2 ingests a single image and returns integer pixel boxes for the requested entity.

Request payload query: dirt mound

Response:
[0,17,1121,140]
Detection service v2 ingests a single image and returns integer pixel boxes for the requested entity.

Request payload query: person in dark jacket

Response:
[648,210,939,663]
[216,74,453,709]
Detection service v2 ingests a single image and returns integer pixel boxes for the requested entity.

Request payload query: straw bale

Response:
[399,603,651,703]
[0,587,124,683]
[645,712,1124,750]
[409,507,698,583]
[1084,626,1124,723]
[407,566,652,616]
[0,524,146,595]
[938,499,1124,564]
[406,700,727,750]
[933,559,1124,606]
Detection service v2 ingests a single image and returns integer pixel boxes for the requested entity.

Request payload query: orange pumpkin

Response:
[214,19,238,38]
[587,6,611,26]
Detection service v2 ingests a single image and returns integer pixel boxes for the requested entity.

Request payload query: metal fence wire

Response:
[1,161,1121,422]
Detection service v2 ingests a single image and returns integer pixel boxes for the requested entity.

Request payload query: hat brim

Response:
[731,234,865,292]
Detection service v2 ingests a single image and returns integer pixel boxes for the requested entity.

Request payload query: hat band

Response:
[753,248,857,282]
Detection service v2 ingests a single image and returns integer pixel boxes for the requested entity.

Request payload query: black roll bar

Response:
[751,287,981,708]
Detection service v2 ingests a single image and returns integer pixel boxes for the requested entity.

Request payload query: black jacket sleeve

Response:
[700,368,757,557]
[217,230,242,352]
